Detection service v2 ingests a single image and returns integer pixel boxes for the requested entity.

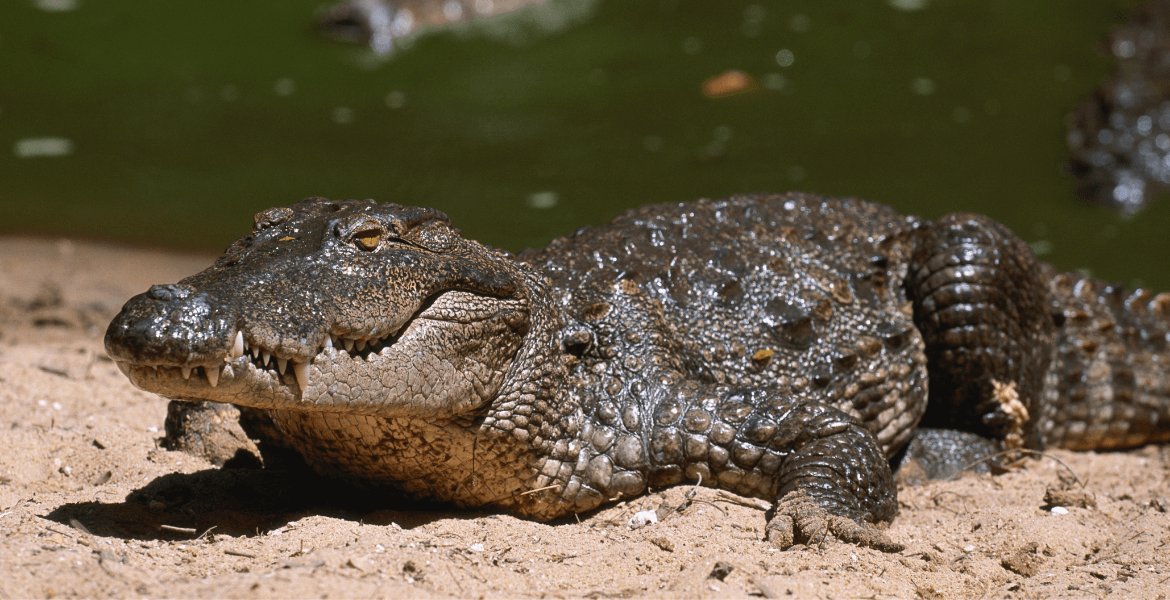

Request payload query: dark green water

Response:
[3,0,1166,290]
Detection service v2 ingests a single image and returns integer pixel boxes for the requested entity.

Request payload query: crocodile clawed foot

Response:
[765,491,904,553]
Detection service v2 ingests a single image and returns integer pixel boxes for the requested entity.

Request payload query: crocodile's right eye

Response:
[354,229,382,251]
[334,214,388,251]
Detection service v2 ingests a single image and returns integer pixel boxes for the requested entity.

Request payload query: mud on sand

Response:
[0,236,1168,599]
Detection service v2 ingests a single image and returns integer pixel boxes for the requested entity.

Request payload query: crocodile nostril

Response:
[253,206,294,232]
[147,284,193,301]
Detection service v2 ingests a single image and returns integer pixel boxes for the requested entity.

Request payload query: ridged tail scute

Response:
[907,213,1057,450]
[1039,272,1170,450]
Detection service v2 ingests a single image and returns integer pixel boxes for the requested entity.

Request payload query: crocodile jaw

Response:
[112,290,529,418]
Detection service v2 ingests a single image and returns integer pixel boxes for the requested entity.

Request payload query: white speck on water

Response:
[332,107,355,125]
[889,0,929,11]
[34,0,79,12]
[763,73,787,91]
[789,13,811,33]
[911,77,936,95]
[528,191,559,209]
[386,91,407,109]
[1029,240,1053,256]
[14,137,74,158]
[274,78,296,97]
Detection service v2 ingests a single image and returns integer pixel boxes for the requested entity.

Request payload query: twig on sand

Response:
[947,448,1084,488]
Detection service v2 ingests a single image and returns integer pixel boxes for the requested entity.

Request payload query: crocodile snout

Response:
[104,286,237,368]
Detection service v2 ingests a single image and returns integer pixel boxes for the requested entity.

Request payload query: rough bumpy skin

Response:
[105,194,1170,550]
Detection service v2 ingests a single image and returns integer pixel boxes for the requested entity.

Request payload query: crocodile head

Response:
[105,197,532,418]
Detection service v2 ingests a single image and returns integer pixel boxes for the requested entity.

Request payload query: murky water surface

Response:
[3,0,1166,289]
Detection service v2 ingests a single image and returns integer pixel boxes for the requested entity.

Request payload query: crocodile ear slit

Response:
[562,326,594,356]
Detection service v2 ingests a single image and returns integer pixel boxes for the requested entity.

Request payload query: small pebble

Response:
[627,510,658,529]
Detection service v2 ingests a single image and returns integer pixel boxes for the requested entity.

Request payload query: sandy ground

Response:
[1,235,1168,599]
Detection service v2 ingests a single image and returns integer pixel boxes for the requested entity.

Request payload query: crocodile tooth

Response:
[277,358,287,373]
[343,338,354,352]
[263,351,271,366]
[324,336,334,350]
[182,366,191,379]
[230,331,244,359]
[206,365,220,388]
[355,339,367,351]
[115,361,131,377]
[292,361,310,392]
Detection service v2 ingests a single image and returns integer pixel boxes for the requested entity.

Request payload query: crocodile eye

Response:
[354,229,382,251]
[335,215,388,250]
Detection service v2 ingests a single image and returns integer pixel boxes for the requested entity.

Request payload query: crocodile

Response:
[316,0,580,55]
[104,193,1170,550]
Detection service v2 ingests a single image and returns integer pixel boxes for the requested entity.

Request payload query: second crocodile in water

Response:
[104,193,1170,550]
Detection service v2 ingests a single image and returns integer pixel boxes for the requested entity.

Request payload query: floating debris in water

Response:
[703,70,756,98]
[1067,0,1170,214]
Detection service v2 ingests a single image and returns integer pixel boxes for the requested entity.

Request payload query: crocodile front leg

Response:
[567,382,901,551]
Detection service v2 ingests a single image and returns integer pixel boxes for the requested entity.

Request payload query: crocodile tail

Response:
[1039,270,1170,450]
